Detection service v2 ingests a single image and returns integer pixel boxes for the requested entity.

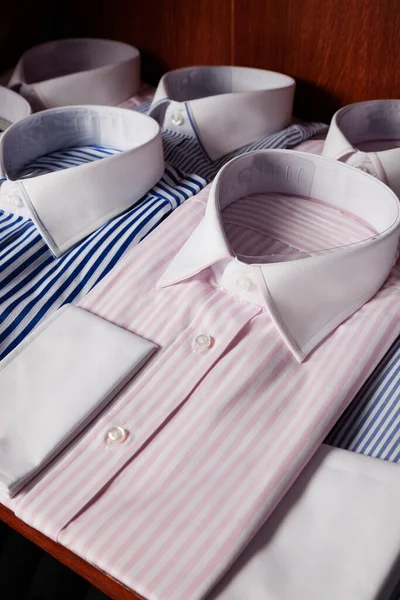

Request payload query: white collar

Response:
[8,38,140,111]
[0,105,164,257]
[0,86,31,132]
[158,150,400,361]
[323,100,400,197]
[148,66,295,161]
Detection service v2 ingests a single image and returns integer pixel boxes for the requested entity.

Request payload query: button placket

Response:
[19,295,261,543]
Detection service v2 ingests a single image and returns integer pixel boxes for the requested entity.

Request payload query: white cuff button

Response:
[106,426,128,448]
[235,276,252,291]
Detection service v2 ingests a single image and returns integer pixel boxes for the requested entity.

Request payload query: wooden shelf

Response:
[0,505,145,600]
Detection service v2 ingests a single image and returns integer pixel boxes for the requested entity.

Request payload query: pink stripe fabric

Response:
[294,137,326,155]
[6,181,400,600]
[223,192,377,256]
[118,83,155,109]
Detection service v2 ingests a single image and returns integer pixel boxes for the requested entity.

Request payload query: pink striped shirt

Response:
[5,151,400,600]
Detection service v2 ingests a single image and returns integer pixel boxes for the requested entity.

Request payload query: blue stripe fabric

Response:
[0,144,206,359]
[133,100,152,114]
[162,121,328,180]
[325,336,400,463]
[0,105,325,361]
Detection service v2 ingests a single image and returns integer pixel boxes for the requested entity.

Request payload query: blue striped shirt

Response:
[326,336,400,463]
[0,152,206,359]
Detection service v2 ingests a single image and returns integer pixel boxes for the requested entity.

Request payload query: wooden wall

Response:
[2,0,400,121]
[0,1,70,74]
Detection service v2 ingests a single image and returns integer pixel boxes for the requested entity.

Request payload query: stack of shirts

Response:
[0,37,399,600]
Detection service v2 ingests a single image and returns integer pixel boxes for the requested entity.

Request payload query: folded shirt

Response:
[0,304,157,497]
[210,445,400,600]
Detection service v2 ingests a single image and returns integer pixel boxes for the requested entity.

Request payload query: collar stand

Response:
[214,151,398,232]
[149,66,295,161]
[154,66,294,101]
[328,100,400,147]
[159,150,400,361]
[1,105,158,177]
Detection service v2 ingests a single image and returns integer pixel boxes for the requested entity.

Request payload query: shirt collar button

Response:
[172,112,184,126]
[235,276,252,291]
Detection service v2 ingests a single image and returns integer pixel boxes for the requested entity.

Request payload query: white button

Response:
[356,165,371,174]
[172,112,184,126]
[235,276,252,291]
[106,426,128,448]
[7,194,24,207]
[194,334,212,350]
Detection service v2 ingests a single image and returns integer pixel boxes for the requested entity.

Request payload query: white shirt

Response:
[323,99,400,198]
[0,105,164,256]
[148,66,295,160]
[8,38,140,111]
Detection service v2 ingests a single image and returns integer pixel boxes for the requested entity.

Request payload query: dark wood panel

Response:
[3,0,400,119]
[60,0,400,120]
[64,0,233,85]
[0,505,144,600]
[0,1,71,74]
[233,0,400,121]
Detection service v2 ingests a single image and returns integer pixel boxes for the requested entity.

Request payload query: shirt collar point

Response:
[156,277,175,289]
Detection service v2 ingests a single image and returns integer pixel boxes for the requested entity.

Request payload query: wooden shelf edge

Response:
[0,504,145,600]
